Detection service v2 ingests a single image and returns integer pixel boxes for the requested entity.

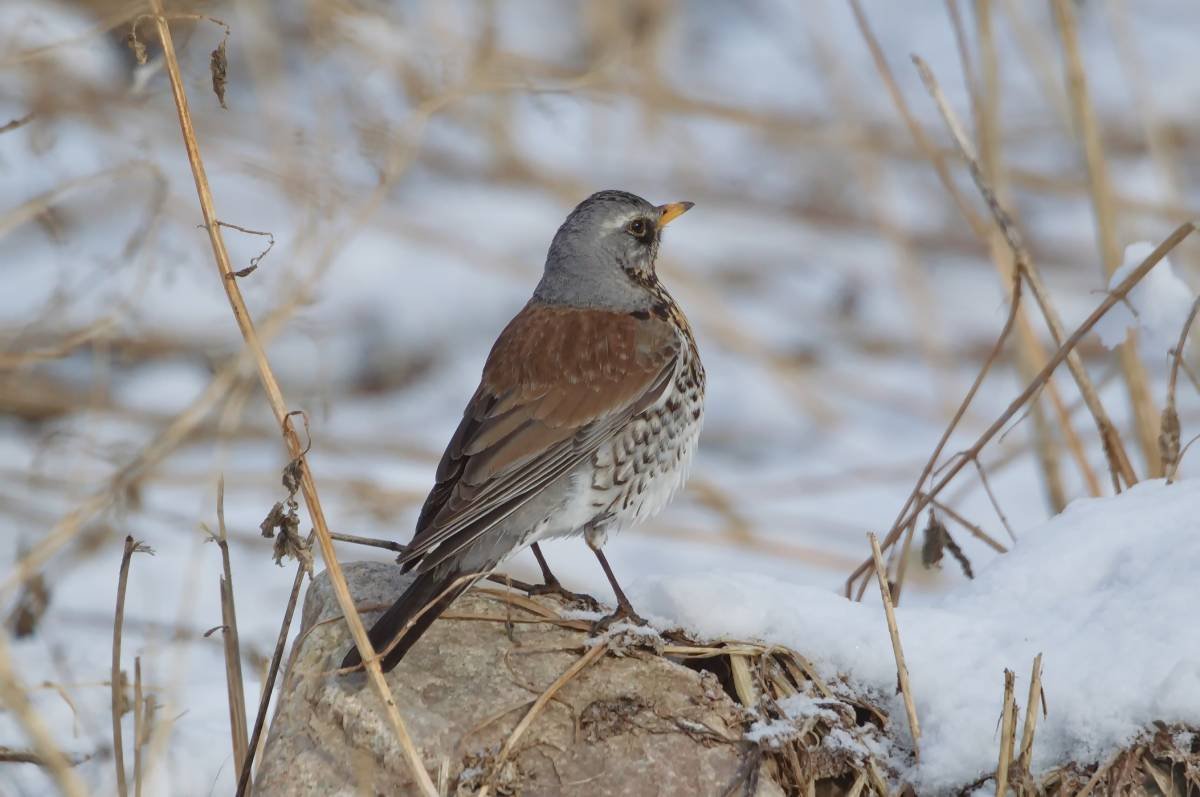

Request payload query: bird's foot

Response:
[590,602,649,635]
[527,578,602,612]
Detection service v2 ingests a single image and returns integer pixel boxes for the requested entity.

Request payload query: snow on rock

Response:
[1094,241,1195,352]
[640,478,1200,793]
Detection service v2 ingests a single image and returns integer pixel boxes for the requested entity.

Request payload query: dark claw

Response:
[527,579,602,612]
[591,602,648,634]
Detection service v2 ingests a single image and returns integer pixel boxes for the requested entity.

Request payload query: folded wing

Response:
[398,301,680,572]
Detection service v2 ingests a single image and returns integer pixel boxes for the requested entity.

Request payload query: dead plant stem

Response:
[147,5,436,794]
[1052,0,1161,477]
[869,533,920,760]
[111,535,137,797]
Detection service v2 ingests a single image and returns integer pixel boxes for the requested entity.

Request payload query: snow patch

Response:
[645,479,1200,792]
[1094,242,1195,352]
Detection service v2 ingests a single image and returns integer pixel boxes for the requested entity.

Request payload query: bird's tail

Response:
[340,566,478,673]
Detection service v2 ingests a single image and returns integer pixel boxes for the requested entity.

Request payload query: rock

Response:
[255,561,784,796]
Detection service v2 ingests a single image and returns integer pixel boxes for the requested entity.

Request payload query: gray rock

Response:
[255,561,783,796]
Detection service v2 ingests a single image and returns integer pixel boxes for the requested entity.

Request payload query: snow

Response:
[1094,242,1196,353]
[642,479,1200,791]
[744,692,841,746]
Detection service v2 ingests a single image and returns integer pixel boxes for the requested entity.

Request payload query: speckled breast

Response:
[588,344,705,527]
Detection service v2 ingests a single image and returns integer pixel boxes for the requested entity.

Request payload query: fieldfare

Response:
[343,190,705,673]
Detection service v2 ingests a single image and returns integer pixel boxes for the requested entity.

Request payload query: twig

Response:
[845,0,989,240]
[330,531,407,554]
[0,112,33,134]
[1017,653,1043,772]
[1052,0,1162,477]
[847,222,1196,599]
[848,268,1022,600]
[133,657,144,797]
[1164,297,1200,483]
[111,535,137,797]
[0,353,249,599]
[853,0,1099,503]
[146,5,437,794]
[868,533,920,760]
[212,479,250,789]
[235,533,312,797]
[972,0,1069,513]
[973,459,1015,543]
[478,642,607,797]
[996,669,1016,796]
[919,493,1007,554]
[912,53,1137,491]
[0,746,90,766]
[0,632,88,796]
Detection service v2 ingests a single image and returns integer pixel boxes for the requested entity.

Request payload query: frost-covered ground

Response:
[2,0,1200,794]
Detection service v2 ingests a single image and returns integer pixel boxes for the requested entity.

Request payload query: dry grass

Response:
[3,1,1200,794]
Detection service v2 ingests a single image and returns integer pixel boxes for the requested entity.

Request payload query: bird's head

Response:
[536,190,693,309]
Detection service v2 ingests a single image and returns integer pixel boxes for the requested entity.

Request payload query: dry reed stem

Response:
[919,493,1007,553]
[973,460,1015,544]
[804,12,951,391]
[997,668,1016,796]
[848,222,1196,595]
[730,654,760,708]
[0,354,248,599]
[133,656,144,797]
[111,535,139,797]
[848,270,1023,600]
[0,631,88,797]
[478,642,608,797]
[973,0,1068,513]
[868,533,920,761]
[1164,298,1200,483]
[912,53,1138,491]
[1052,0,1161,477]
[1017,653,1043,772]
[212,479,250,791]
[846,0,989,240]
[145,5,436,795]
[853,0,1100,501]
[235,532,312,797]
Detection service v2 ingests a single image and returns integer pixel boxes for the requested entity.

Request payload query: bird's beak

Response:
[656,201,695,229]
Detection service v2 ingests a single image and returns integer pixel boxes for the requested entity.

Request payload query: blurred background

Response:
[3,0,1199,792]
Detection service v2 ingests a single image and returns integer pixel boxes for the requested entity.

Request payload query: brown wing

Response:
[399,301,680,572]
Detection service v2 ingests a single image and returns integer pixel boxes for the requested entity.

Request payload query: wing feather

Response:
[399,302,678,572]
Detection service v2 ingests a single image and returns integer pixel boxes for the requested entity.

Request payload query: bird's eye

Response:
[627,219,649,238]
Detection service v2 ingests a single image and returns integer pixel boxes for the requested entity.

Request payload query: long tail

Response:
[340,567,475,673]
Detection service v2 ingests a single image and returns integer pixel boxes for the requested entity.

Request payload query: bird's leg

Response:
[525,543,600,610]
[530,543,561,589]
[588,542,648,632]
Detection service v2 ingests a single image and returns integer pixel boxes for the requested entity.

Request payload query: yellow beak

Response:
[656,201,695,229]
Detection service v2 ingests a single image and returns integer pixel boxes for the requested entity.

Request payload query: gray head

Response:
[533,190,694,310]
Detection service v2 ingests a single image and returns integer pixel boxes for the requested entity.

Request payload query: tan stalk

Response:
[213,479,250,790]
[845,222,1196,594]
[133,656,145,797]
[869,533,920,760]
[0,632,88,797]
[146,4,437,795]
[1164,298,1200,483]
[478,643,607,797]
[996,669,1016,796]
[1052,0,1161,477]
[1017,653,1044,772]
[850,0,1100,509]
[974,0,1068,511]
[111,536,138,797]
[913,54,1138,490]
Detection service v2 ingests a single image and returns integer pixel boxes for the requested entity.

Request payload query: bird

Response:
[342,190,705,673]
